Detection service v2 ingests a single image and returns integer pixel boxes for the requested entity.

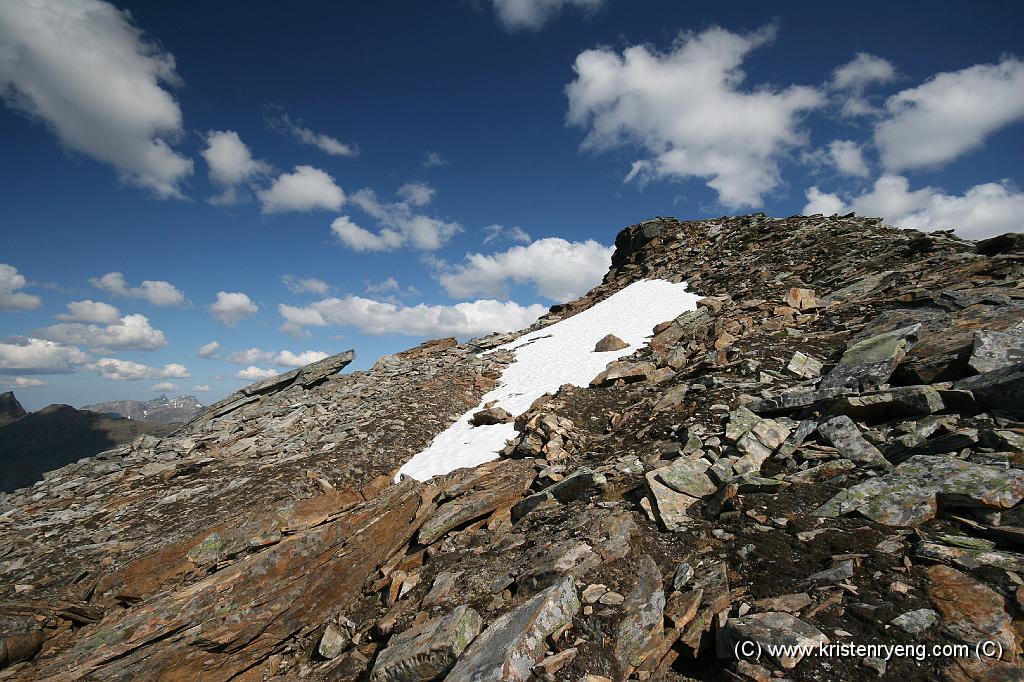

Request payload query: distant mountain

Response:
[0,401,172,492]
[0,390,26,427]
[81,394,204,425]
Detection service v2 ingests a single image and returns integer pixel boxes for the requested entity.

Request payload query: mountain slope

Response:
[2,214,1023,680]
[81,394,204,424]
[0,405,171,493]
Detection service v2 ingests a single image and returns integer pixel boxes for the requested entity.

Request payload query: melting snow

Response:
[397,279,701,481]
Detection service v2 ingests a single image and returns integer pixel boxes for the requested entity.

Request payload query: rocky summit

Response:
[2,213,1024,681]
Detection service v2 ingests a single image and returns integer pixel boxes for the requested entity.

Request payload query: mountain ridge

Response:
[1,213,1023,680]
[81,394,205,425]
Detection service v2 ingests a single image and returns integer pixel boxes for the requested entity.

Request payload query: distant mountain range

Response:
[81,394,205,425]
[0,399,172,493]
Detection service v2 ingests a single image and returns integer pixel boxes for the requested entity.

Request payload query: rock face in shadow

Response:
[0,391,25,428]
[0,404,170,492]
[2,215,1024,681]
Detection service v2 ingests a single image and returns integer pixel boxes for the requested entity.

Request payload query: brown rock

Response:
[594,334,629,352]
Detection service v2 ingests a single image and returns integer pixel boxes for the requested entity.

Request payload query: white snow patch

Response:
[397,279,700,481]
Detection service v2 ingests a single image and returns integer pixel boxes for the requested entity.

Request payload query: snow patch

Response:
[397,279,700,481]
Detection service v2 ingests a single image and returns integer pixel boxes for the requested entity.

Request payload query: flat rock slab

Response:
[819,324,919,391]
[828,386,944,421]
[957,361,1024,418]
[817,415,888,467]
[590,361,656,387]
[370,605,482,682]
[969,322,1024,374]
[721,612,828,669]
[614,554,666,674]
[446,577,580,682]
[816,455,1024,526]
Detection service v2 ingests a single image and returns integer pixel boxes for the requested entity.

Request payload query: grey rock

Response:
[969,323,1024,374]
[318,622,349,660]
[721,612,829,669]
[614,555,666,672]
[807,559,854,582]
[828,386,944,421]
[446,577,580,682]
[819,324,920,391]
[370,605,482,682]
[817,416,888,467]
[511,468,607,522]
[655,458,717,498]
[786,351,823,378]
[957,362,1024,418]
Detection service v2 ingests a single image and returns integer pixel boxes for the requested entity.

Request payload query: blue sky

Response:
[1,0,1022,410]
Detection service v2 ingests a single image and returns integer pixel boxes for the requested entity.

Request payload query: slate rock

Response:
[370,605,482,682]
[469,406,513,426]
[969,323,1024,374]
[446,577,580,682]
[890,609,938,635]
[721,612,828,669]
[828,386,944,422]
[817,415,888,467]
[655,458,717,498]
[957,362,1024,418]
[594,334,629,352]
[614,555,666,673]
[819,324,920,391]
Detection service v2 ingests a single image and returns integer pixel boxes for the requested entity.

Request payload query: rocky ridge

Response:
[2,213,1024,681]
[81,394,205,425]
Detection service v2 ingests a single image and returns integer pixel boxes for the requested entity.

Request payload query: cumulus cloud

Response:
[150,381,178,392]
[335,185,461,252]
[0,376,46,388]
[89,272,185,307]
[0,337,88,374]
[258,165,345,214]
[440,237,612,301]
[191,384,211,392]
[209,291,258,326]
[278,297,546,339]
[201,130,270,205]
[236,366,278,381]
[423,151,448,168]
[34,313,167,352]
[803,175,1024,239]
[875,58,1024,171]
[0,0,192,197]
[225,348,328,367]
[566,25,822,208]
[829,52,897,117]
[56,300,121,324]
[489,0,605,30]
[282,275,330,295]
[266,107,358,157]
[483,224,532,245]
[89,357,189,381]
[197,340,220,358]
[804,140,870,178]
[0,264,42,311]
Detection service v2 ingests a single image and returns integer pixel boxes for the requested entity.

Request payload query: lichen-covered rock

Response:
[614,555,666,674]
[816,415,888,467]
[819,324,920,391]
[445,577,580,682]
[370,605,482,682]
[721,612,828,669]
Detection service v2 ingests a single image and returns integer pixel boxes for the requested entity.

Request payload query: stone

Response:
[969,323,1024,374]
[370,605,482,682]
[828,386,944,421]
[817,415,887,467]
[600,591,625,606]
[807,559,854,583]
[469,407,513,426]
[783,287,823,311]
[645,471,700,531]
[446,577,580,682]
[655,458,717,498]
[511,468,607,522]
[672,563,694,591]
[890,609,938,635]
[888,428,979,463]
[318,622,350,659]
[721,612,828,669]
[785,459,857,484]
[652,384,689,412]
[664,589,703,628]
[750,592,812,613]
[819,324,920,391]
[533,648,577,676]
[976,232,1024,256]
[594,334,629,352]
[590,361,657,387]
[745,387,852,415]
[816,455,1024,526]
[735,418,791,473]
[582,584,607,604]
[786,351,823,378]
[423,570,463,607]
[614,555,666,673]
[957,362,1024,418]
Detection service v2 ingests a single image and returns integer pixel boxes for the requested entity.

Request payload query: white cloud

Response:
[236,366,278,381]
[0,264,42,311]
[0,337,87,374]
[282,275,330,295]
[875,58,1024,171]
[197,340,220,358]
[89,357,190,381]
[337,186,461,252]
[35,313,167,351]
[829,53,896,117]
[0,0,192,197]
[209,291,258,326]
[804,140,870,177]
[423,151,448,168]
[440,237,612,301]
[56,300,121,324]
[566,25,822,208]
[150,381,178,391]
[191,384,211,392]
[0,376,46,388]
[803,175,1024,239]
[490,0,605,30]
[89,272,185,307]
[483,224,532,244]
[201,130,270,205]
[225,347,329,367]
[258,165,345,214]
[279,297,547,339]
[266,108,358,157]
[364,277,416,296]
